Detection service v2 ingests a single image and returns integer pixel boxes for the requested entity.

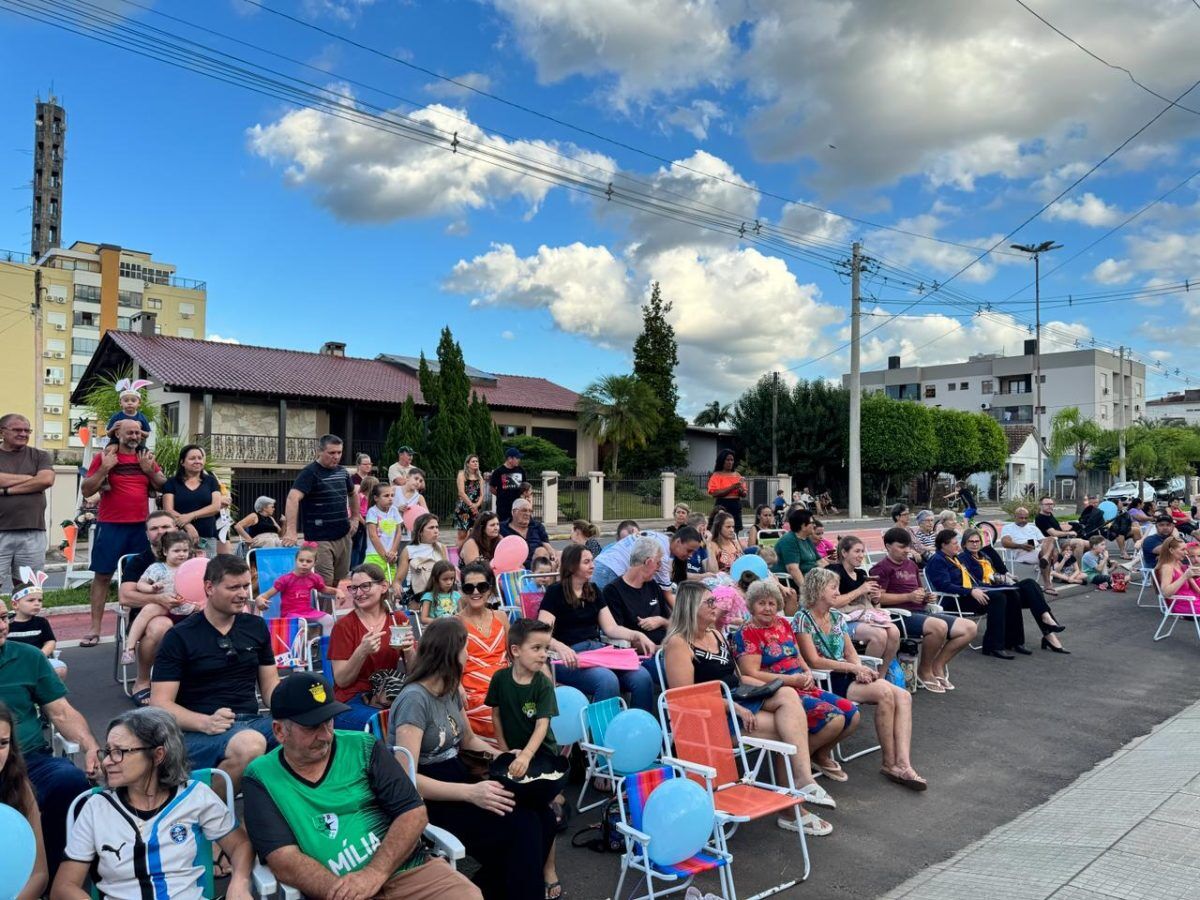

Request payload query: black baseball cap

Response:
[505,447,523,458]
[1156,514,1175,524]
[269,673,350,726]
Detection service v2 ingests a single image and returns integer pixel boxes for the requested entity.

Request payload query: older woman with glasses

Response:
[326,563,416,729]
[52,708,255,900]
[457,563,511,740]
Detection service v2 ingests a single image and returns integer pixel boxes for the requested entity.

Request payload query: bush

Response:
[675,478,707,503]
[507,435,573,475]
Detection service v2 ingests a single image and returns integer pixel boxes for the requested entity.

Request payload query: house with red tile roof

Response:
[72,330,597,476]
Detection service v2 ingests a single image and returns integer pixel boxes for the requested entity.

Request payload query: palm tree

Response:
[577,374,662,482]
[694,400,732,427]
[1047,407,1104,476]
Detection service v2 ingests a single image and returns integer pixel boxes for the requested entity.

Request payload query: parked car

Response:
[1149,476,1187,503]
[1105,481,1156,503]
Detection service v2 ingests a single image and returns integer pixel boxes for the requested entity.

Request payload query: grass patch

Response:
[41,586,98,609]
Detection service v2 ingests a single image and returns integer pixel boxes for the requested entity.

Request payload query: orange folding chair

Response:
[658,681,810,886]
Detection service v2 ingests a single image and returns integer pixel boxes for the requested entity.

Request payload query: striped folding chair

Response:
[266,617,312,671]
[365,708,391,744]
[613,766,735,900]
[577,696,631,813]
[495,569,554,620]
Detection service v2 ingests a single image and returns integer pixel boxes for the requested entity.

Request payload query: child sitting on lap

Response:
[122,531,199,665]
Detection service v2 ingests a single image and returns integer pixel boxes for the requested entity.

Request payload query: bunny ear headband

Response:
[12,566,48,602]
[115,378,152,398]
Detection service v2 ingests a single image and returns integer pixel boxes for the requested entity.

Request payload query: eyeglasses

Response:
[98,745,152,763]
[461,583,489,594]
[216,636,238,661]
[347,583,377,594]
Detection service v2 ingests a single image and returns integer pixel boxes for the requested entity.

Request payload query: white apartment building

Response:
[847,342,1146,436]
[1145,390,1200,426]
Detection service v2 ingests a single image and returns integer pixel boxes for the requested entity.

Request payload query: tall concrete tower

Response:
[31,95,66,260]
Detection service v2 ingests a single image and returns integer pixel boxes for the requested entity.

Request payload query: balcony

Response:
[199,433,319,465]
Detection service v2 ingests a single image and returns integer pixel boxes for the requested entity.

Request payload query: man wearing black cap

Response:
[243,673,481,899]
[489,448,526,522]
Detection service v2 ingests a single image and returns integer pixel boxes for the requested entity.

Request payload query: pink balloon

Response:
[491,534,529,574]
[402,505,430,535]
[175,557,209,606]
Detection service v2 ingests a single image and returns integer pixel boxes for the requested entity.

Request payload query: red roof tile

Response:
[101,333,580,414]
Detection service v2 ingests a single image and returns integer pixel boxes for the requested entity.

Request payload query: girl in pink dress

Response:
[254,545,336,630]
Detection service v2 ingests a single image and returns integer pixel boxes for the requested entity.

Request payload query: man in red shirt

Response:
[79,418,165,647]
[870,527,976,693]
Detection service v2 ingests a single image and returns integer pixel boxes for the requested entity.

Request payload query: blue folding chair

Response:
[247,546,298,598]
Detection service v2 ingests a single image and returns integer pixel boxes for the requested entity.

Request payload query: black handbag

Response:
[732,678,784,703]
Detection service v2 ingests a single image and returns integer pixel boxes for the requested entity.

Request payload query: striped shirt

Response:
[594,531,674,588]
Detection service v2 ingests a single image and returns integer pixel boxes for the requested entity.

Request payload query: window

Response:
[179,301,195,318]
[43,393,63,406]
[71,364,88,381]
[1101,373,1108,390]
[925,385,937,398]
[46,311,66,328]
[44,367,64,383]
[981,379,993,394]
[1038,374,1046,384]
[144,297,162,310]
[117,316,132,331]
[177,327,194,339]
[72,336,99,355]
[885,384,921,401]
[45,338,65,352]
[74,284,100,302]
[948,383,956,391]
[73,311,98,327]
[162,402,180,434]
[960,382,969,390]
[1136,383,1143,398]
[118,290,142,309]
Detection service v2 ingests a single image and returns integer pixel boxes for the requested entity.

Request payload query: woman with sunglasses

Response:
[458,563,510,739]
[326,563,417,729]
[53,708,255,900]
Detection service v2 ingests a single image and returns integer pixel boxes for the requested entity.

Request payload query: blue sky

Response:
[2,0,1199,413]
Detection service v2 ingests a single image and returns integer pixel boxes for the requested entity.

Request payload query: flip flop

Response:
[130,688,151,708]
[79,633,101,648]
[545,881,564,900]
[1044,588,1059,596]
[882,768,928,792]
[813,759,849,782]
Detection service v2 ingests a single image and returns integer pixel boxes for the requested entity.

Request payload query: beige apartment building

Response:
[0,241,206,452]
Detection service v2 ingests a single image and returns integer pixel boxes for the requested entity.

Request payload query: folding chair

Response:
[264,614,313,671]
[658,681,811,885]
[810,655,883,764]
[67,768,277,898]
[613,766,735,900]
[1150,570,1200,642]
[495,569,553,620]
[754,529,784,550]
[922,570,982,651]
[365,708,391,744]
[112,552,138,694]
[247,546,298,597]
[577,696,631,813]
[1135,562,1158,608]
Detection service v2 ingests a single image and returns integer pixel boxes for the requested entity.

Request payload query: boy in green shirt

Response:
[485,617,561,897]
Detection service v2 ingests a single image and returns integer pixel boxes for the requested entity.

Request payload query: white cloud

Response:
[206,333,241,344]
[1091,257,1133,285]
[664,100,725,140]
[247,91,615,222]
[424,72,494,100]
[500,329,516,340]
[779,201,854,247]
[865,209,1017,284]
[486,0,739,106]
[301,0,377,23]
[1045,192,1123,227]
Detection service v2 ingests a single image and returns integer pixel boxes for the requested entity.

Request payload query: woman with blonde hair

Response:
[795,568,927,791]
[663,580,835,835]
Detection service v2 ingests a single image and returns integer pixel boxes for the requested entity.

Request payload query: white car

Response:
[1105,481,1156,503]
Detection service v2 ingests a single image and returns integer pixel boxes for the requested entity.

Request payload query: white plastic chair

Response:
[811,655,884,764]
[1150,570,1200,643]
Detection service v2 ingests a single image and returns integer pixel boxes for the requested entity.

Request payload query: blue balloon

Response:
[1099,500,1118,520]
[551,685,589,746]
[642,777,715,866]
[605,709,661,774]
[0,803,35,897]
[731,554,771,583]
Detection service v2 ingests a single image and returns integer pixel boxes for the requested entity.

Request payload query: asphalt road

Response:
[54,564,1200,900]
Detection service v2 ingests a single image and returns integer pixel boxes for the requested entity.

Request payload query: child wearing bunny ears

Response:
[8,567,66,680]
[106,378,153,439]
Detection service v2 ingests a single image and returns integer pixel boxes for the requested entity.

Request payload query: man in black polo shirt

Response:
[118,509,177,702]
[150,554,279,788]
[283,434,361,588]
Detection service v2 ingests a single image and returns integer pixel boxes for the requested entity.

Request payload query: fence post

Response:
[661,471,676,520]
[541,471,559,528]
[588,471,605,522]
[778,473,792,506]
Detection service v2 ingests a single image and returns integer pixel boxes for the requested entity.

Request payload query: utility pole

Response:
[1011,241,1062,493]
[848,241,862,519]
[33,268,44,442]
[771,370,779,476]
[1118,346,1127,481]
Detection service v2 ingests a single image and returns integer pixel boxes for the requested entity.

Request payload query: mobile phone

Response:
[865,575,880,583]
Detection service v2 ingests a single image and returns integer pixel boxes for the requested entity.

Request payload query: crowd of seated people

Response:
[11,418,1179,900]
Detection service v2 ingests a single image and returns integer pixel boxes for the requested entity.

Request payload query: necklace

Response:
[463,608,492,633]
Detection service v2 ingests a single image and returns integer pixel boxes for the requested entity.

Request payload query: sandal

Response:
[882,767,928,792]
[545,881,564,900]
[130,687,151,708]
[936,676,955,691]
[813,759,849,782]
[550,797,570,833]
[1044,588,1059,596]
[79,633,101,648]
[915,676,945,694]
[778,812,832,836]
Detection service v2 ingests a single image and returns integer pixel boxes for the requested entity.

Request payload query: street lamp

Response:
[1011,240,1062,494]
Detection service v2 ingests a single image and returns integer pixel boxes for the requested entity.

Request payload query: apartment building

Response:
[847,341,1146,436]
[0,241,206,452]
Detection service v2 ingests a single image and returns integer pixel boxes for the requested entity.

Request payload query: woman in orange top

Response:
[457,561,509,740]
[707,448,748,533]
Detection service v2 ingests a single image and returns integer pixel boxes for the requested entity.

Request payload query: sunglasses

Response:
[216,636,239,661]
[462,582,489,594]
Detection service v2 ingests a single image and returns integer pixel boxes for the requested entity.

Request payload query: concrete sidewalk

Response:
[885,700,1200,899]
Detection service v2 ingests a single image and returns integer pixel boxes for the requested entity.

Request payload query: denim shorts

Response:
[183,714,276,769]
[89,522,150,575]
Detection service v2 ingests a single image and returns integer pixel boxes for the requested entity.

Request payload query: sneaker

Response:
[778,813,833,836]
[798,783,836,809]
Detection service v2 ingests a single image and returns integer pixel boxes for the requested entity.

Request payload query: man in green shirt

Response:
[772,508,824,587]
[243,673,480,899]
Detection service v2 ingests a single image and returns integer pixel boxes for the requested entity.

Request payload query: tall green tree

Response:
[694,401,732,427]
[469,391,504,472]
[383,396,425,467]
[1048,407,1104,476]
[973,413,1009,478]
[577,374,662,482]
[861,395,936,511]
[422,328,475,478]
[621,283,687,475]
[930,408,982,480]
